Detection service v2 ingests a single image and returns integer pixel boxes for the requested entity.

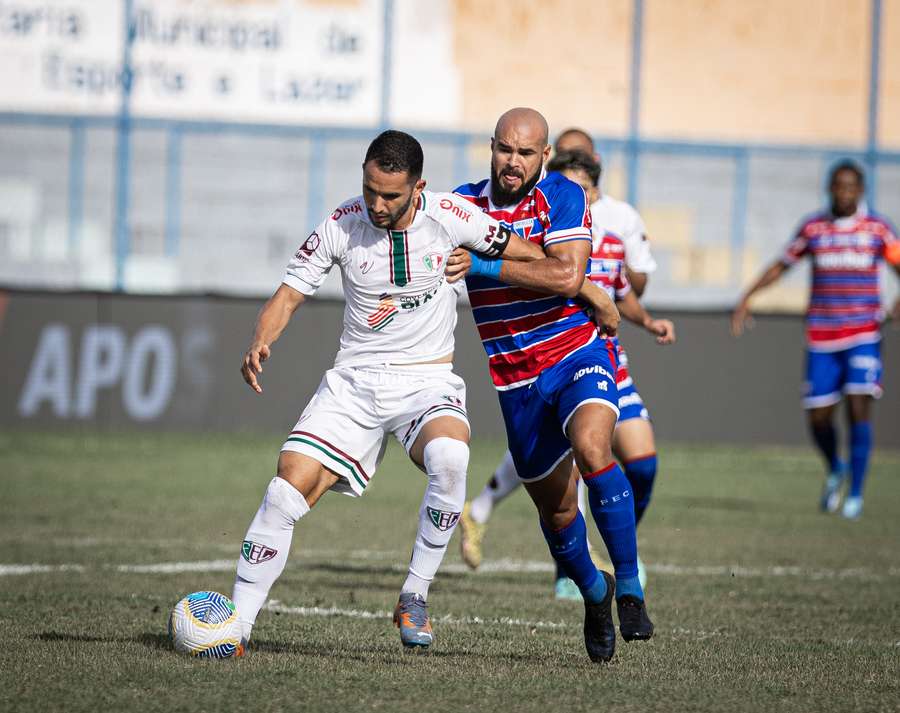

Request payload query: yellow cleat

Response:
[459,502,485,570]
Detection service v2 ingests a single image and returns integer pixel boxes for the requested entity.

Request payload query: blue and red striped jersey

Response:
[782,207,899,351]
[455,171,595,389]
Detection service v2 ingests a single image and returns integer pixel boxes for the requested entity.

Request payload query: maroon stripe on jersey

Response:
[289,430,370,481]
[487,324,595,387]
[476,304,584,340]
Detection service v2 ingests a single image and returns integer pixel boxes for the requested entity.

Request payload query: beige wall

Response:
[880,0,900,147]
[453,0,880,146]
[640,0,870,143]
[452,0,632,135]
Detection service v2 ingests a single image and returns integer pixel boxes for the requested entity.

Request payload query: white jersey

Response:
[283,190,507,368]
[590,194,657,274]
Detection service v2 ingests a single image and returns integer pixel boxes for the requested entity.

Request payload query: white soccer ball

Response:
[168,591,244,658]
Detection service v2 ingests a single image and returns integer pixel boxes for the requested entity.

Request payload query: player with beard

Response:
[229,129,620,654]
[447,108,654,662]
[458,146,672,600]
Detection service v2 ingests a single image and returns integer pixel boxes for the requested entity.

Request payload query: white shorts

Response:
[281,363,469,497]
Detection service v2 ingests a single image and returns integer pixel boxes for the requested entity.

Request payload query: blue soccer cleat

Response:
[393,592,433,649]
[841,495,863,520]
[820,463,846,513]
[554,577,583,601]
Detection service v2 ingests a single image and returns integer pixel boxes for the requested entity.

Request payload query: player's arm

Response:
[616,290,675,344]
[445,240,619,334]
[241,284,306,394]
[731,260,789,337]
[626,268,649,298]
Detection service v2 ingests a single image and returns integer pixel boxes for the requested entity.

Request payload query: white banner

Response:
[0,0,384,124]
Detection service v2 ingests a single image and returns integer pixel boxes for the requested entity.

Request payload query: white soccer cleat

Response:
[820,469,845,513]
[841,496,863,520]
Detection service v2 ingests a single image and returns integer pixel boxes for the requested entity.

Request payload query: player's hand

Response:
[445,248,472,283]
[592,301,620,338]
[731,300,753,337]
[241,343,271,394]
[645,318,675,345]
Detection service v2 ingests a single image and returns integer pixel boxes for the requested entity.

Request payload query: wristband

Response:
[469,253,503,279]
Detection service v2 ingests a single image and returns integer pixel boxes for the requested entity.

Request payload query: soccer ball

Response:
[168,591,244,658]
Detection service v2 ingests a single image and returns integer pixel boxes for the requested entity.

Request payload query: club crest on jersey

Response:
[512,219,535,239]
[427,506,460,531]
[242,540,277,565]
[423,253,444,273]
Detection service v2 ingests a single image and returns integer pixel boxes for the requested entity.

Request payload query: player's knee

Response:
[807,408,833,430]
[423,437,469,502]
[572,438,613,474]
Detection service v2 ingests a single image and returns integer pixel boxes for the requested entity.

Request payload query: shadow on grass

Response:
[36,631,569,666]
[35,631,171,651]
[249,637,549,664]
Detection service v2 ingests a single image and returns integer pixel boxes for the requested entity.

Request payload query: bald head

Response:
[489,108,552,206]
[494,107,550,146]
[555,128,594,155]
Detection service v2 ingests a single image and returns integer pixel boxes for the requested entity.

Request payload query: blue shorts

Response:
[803,341,883,408]
[615,343,650,423]
[498,340,620,481]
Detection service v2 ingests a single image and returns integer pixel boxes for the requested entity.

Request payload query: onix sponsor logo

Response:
[241,540,278,565]
[427,506,460,531]
[332,201,363,220]
[439,198,471,222]
[573,364,613,382]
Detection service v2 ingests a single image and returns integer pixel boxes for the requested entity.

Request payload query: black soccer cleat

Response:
[583,570,617,662]
[616,595,654,642]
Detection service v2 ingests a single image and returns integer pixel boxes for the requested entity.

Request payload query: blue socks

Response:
[624,454,657,526]
[584,462,643,600]
[810,422,840,472]
[540,512,607,603]
[848,422,872,498]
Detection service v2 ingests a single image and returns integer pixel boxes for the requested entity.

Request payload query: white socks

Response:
[469,449,520,524]
[232,476,310,640]
[403,437,469,599]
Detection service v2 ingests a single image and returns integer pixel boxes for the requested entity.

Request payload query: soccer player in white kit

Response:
[459,130,666,598]
[230,130,617,652]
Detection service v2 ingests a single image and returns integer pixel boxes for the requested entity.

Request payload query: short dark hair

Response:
[363,130,423,180]
[828,159,865,187]
[547,150,601,187]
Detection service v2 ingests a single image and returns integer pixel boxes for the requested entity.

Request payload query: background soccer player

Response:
[732,161,900,519]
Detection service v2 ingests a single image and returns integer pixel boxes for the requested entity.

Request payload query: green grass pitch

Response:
[1,431,898,713]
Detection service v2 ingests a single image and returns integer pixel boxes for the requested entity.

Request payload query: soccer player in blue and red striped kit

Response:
[446,107,653,662]
[733,161,900,519]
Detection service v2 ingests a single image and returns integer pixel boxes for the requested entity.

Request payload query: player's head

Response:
[554,128,595,156]
[362,130,426,229]
[828,160,865,218]
[490,107,551,206]
[547,150,601,203]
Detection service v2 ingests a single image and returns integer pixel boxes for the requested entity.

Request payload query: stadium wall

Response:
[2,289,898,449]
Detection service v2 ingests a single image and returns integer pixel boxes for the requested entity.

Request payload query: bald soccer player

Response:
[447,108,654,662]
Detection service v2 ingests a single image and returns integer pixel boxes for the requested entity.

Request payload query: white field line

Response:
[265,601,729,637]
[1,557,898,581]
[0,564,86,575]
